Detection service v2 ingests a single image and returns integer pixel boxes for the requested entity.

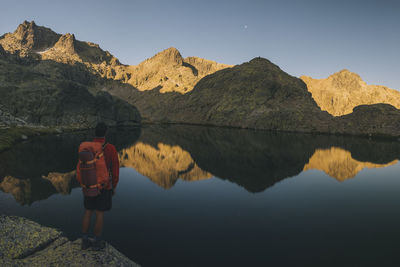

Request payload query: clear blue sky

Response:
[0,0,399,89]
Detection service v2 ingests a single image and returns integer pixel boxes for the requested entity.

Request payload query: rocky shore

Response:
[0,215,140,266]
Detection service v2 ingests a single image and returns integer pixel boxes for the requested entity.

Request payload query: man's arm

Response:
[76,162,82,185]
[110,145,120,189]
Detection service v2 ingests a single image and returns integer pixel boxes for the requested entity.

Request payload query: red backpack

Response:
[76,142,111,197]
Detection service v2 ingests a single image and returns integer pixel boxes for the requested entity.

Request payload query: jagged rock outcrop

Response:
[40,32,120,69]
[0,21,60,57]
[119,142,211,189]
[0,215,139,266]
[303,147,397,181]
[125,47,232,93]
[301,69,400,116]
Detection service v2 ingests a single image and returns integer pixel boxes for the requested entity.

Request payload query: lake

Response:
[1,125,400,266]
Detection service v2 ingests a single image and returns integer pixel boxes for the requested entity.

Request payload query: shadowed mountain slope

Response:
[113,57,337,133]
[0,57,140,127]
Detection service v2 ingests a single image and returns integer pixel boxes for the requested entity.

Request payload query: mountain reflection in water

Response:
[0,129,140,205]
[1,125,400,205]
[119,142,212,188]
[304,147,398,181]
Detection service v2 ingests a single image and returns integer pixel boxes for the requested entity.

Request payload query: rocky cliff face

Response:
[125,47,232,93]
[0,21,60,57]
[301,69,400,116]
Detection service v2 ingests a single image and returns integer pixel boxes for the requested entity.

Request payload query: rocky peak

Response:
[329,69,364,90]
[0,21,60,55]
[148,47,183,65]
[53,33,77,54]
[14,20,37,39]
[331,69,362,81]
[247,57,282,72]
[12,21,39,50]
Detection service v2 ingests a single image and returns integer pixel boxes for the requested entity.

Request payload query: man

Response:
[77,122,119,250]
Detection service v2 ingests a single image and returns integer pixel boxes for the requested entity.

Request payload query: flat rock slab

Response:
[0,215,62,259]
[0,215,140,266]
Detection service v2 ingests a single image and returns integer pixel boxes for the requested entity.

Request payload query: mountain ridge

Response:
[2,21,400,137]
[0,21,232,94]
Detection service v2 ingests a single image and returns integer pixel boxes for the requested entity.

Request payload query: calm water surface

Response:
[1,125,400,266]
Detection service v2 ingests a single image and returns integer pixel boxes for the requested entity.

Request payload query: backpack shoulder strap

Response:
[102,142,109,151]
[101,142,113,186]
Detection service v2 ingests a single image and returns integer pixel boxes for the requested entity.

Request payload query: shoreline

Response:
[1,121,398,155]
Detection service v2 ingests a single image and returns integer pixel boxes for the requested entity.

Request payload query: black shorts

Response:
[84,189,112,211]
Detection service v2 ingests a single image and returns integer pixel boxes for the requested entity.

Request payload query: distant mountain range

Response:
[1,21,400,136]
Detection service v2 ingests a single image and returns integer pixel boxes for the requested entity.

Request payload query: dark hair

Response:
[95,122,108,137]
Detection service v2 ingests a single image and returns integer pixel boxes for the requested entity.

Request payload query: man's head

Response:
[95,122,108,137]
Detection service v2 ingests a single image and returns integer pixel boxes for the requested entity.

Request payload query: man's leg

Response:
[92,210,105,250]
[82,209,93,234]
[81,209,93,250]
[94,210,104,237]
